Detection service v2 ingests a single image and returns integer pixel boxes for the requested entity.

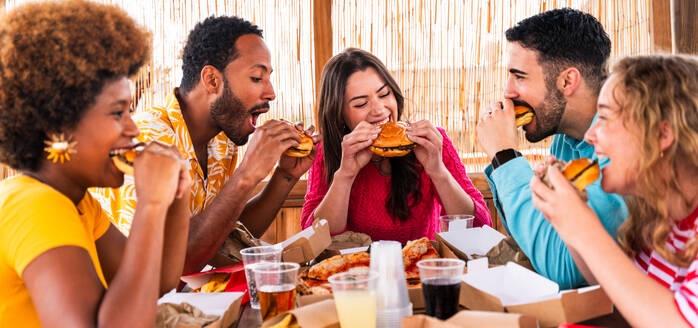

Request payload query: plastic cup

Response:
[240,245,283,309]
[329,271,378,328]
[369,240,412,328]
[438,214,474,232]
[253,262,300,322]
[417,258,465,319]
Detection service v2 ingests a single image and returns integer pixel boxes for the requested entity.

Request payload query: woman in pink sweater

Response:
[301,48,491,244]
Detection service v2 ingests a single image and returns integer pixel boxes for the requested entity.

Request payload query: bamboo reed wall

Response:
[0,0,652,181]
[333,0,652,170]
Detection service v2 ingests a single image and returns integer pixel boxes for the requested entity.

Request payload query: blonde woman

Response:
[531,55,698,327]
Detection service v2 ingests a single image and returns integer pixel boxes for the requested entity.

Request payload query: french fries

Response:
[195,273,230,293]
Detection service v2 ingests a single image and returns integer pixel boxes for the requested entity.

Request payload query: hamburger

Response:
[110,142,146,175]
[514,104,535,127]
[369,121,415,157]
[283,124,314,157]
[536,158,600,201]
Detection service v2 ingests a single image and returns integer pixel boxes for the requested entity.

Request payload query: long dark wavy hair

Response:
[317,48,421,222]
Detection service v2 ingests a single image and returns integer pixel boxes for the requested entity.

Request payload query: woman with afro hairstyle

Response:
[531,55,698,327]
[0,1,191,327]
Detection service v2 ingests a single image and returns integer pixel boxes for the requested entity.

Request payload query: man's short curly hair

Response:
[179,16,263,93]
[0,0,151,171]
[506,8,611,95]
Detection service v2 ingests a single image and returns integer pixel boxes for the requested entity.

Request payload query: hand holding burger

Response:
[369,121,415,157]
[534,157,600,201]
[530,156,604,247]
[126,141,190,205]
[283,124,314,157]
[110,142,146,176]
[477,99,521,159]
[336,121,381,178]
[111,141,189,199]
[404,119,448,177]
[239,119,315,183]
[276,120,320,181]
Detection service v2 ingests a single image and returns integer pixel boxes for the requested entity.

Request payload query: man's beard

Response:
[525,85,566,143]
[209,84,269,146]
[210,86,250,145]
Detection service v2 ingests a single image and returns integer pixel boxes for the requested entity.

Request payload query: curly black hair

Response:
[179,16,263,93]
[506,8,611,94]
[0,0,151,171]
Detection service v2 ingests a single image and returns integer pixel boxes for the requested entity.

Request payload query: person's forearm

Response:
[568,245,597,285]
[239,168,298,237]
[313,169,355,233]
[98,202,168,327]
[488,159,586,288]
[159,193,190,293]
[430,168,475,215]
[573,228,689,328]
[183,169,258,274]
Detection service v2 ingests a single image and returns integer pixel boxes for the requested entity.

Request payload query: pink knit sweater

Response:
[301,128,491,244]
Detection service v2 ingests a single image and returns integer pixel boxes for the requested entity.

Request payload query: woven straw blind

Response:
[333,0,651,170]
[0,0,651,180]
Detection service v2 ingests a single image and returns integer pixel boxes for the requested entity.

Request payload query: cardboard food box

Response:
[280,219,332,264]
[261,299,340,328]
[435,225,507,261]
[315,231,372,262]
[460,258,613,327]
[402,311,538,328]
[157,291,243,328]
[180,263,251,305]
[436,225,534,271]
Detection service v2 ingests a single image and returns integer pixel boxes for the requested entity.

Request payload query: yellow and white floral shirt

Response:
[91,89,238,235]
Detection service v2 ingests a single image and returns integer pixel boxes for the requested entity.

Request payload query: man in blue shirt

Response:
[476,8,628,289]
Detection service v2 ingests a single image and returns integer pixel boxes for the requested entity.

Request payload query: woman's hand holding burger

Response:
[406,120,447,177]
[133,141,191,207]
[530,155,604,248]
[337,121,380,179]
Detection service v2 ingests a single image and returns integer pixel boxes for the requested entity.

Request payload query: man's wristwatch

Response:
[491,148,522,170]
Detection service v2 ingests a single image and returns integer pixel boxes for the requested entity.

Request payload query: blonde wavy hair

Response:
[612,55,698,267]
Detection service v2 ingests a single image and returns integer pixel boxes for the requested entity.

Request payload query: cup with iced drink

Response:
[240,245,282,309]
[329,271,378,328]
[438,214,474,232]
[417,258,465,319]
[253,262,300,322]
